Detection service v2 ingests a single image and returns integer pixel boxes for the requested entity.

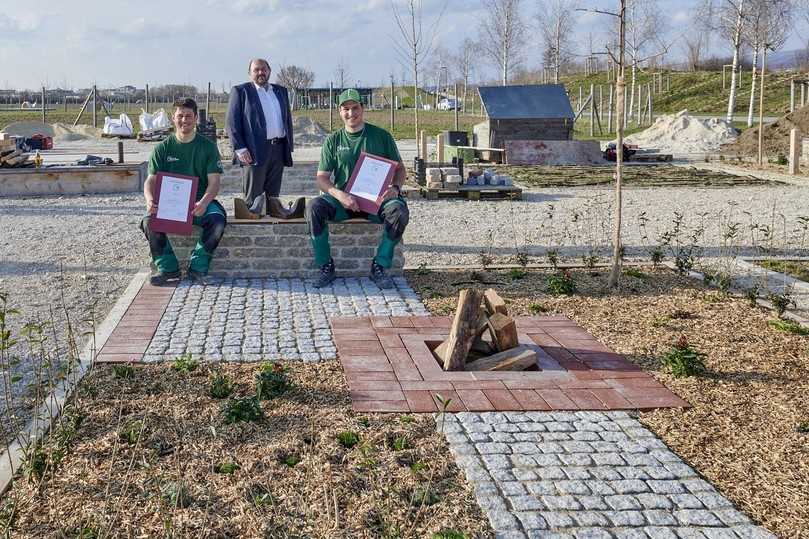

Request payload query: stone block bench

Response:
[167,218,404,279]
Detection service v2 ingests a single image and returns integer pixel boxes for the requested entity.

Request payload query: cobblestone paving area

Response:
[143,277,428,363]
[442,411,776,539]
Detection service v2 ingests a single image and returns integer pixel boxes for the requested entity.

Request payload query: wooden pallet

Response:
[404,184,523,201]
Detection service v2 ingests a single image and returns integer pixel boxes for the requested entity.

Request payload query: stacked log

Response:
[433,288,537,371]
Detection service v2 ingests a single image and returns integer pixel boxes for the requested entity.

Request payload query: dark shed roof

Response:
[478,84,574,120]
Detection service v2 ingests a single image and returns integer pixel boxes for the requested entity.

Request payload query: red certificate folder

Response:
[149,172,199,235]
[344,152,399,214]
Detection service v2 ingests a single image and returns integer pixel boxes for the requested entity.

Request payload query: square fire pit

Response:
[331,315,689,413]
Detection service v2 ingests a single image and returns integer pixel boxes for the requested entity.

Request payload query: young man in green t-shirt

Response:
[141,98,227,285]
[306,89,409,289]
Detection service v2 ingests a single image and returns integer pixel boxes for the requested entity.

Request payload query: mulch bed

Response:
[1,362,490,538]
[409,267,809,539]
[491,164,777,188]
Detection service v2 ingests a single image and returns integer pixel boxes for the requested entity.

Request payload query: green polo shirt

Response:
[148,133,222,201]
[318,123,401,190]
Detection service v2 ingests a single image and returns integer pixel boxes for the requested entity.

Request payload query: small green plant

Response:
[432,531,468,539]
[528,302,548,314]
[357,417,371,428]
[214,460,240,474]
[255,362,289,399]
[545,248,560,269]
[221,396,264,424]
[776,153,788,166]
[119,420,144,445]
[415,262,431,275]
[767,319,809,335]
[661,336,706,378]
[514,251,530,267]
[209,372,234,399]
[508,268,527,280]
[391,436,409,451]
[0,498,18,532]
[246,484,275,508]
[623,267,646,279]
[650,246,664,268]
[797,422,809,433]
[650,315,671,328]
[398,415,415,424]
[337,430,360,449]
[279,452,301,467]
[112,364,135,379]
[410,486,440,507]
[160,480,192,508]
[172,352,198,373]
[768,291,794,318]
[65,525,99,539]
[25,446,49,483]
[581,254,599,270]
[410,461,427,474]
[546,270,576,296]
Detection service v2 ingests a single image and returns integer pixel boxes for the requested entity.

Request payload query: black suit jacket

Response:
[226,82,294,167]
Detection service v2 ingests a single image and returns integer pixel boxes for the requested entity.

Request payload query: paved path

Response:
[137,277,427,363]
[443,411,776,539]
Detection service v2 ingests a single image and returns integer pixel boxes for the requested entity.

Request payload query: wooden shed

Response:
[473,84,575,149]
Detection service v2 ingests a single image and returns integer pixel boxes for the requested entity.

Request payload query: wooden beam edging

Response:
[0,270,150,496]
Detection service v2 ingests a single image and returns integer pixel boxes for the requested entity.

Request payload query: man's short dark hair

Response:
[173,97,198,115]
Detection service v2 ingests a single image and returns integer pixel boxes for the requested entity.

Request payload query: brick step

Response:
[167,219,404,278]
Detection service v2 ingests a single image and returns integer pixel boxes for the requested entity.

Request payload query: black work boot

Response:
[149,269,181,287]
[370,260,394,289]
[314,259,336,288]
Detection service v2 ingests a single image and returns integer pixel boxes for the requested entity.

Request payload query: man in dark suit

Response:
[227,58,297,219]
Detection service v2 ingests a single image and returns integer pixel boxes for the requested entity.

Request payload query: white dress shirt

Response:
[255,83,286,140]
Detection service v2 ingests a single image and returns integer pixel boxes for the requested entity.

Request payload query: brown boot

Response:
[266,197,291,219]
[234,197,259,220]
[287,197,306,219]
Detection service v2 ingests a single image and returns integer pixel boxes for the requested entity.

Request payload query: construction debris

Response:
[433,288,537,372]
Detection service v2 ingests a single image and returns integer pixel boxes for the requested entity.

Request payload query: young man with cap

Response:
[307,89,409,289]
[141,98,227,285]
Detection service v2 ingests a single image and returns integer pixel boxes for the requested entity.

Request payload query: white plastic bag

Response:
[138,108,170,132]
[103,113,134,136]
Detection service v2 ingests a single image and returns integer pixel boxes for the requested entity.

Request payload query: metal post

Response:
[589,84,595,137]
[145,84,150,113]
[64,97,68,113]
[206,82,211,115]
[454,83,459,131]
[329,82,333,131]
[608,84,613,133]
[92,85,97,128]
[390,77,395,131]
[41,87,46,124]
[118,141,124,164]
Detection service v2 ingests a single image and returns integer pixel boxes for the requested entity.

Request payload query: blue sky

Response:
[1,0,806,91]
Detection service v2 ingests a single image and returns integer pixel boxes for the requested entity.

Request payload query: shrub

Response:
[528,302,549,314]
[209,372,234,399]
[255,362,289,400]
[214,461,240,474]
[547,270,576,296]
[172,352,198,373]
[661,336,706,377]
[768,291,793,318]
[222,396,264,424]
[112,364,134,379]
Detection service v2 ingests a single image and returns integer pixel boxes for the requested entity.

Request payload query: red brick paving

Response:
[332,315,690,413]
[96,282,176,364]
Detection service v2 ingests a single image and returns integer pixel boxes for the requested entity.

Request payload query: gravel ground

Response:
[404,184,809,267]
[2,181,808,446]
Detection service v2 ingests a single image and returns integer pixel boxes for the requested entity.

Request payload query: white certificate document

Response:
[156,176,193,222]
[349,157,392,201]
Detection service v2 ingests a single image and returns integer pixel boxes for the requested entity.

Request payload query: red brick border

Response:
[332,315,689,413]
[96,282,176,363]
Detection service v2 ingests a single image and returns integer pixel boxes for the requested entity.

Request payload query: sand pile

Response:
[293,116,328,146]
[722,105,809,158]
[624,110,739,154]
[1,121,103,141]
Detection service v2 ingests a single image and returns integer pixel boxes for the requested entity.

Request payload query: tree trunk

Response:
[747,45,759,128]
[609,0,627,288]
[726,0,745,124]
[628,62,636,122]
[757,47,767,167]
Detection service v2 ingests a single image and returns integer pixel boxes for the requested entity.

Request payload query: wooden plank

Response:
[487,312,518,352]
[465,345,537,371]
[484,288,508,316]
[443,289,483,371]
[0,149,21,164]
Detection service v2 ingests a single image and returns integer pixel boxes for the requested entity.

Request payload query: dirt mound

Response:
[2,121,54,138]
[624,110,739,154]
[292,116,327,146]
[722,105,809,158]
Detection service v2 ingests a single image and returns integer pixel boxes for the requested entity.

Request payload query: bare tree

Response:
[538,0,577,84]
[276,65,314,109]
[333,58,350,89]
[623,0,666,121]
[455,38,477,112]
[706,0,748,123]
[479,0,527,85]
[684,33,705,71]
[391,0,447,155]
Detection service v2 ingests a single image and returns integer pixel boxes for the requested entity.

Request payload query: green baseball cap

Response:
[338,88,362,106]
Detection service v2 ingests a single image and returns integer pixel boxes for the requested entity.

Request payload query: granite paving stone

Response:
[441,411,776,538]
